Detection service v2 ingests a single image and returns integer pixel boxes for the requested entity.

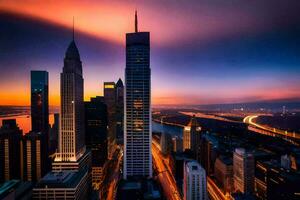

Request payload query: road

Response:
[207,177,232,200]
[180,112,241,123]
[152,142,182,200]
[243,115,300,139]
[99,148,122,200]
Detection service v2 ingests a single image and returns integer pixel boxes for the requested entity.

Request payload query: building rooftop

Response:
[0,180,33,199]
[36,170,86,188]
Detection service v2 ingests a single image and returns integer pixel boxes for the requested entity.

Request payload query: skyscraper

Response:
[104,82,116,159]
[31,71,49,133]
[233,148,255,194]
[183,115,202,153]
[116,78,124,144]
[184,160,207,200]
[35,27,90,199]
[0,119,22,182]
[54,35,85,164]
[84,96,108,189]
[124,11,152,179]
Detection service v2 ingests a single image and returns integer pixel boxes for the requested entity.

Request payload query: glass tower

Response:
[124,11,152,179]
[31,71,49,133]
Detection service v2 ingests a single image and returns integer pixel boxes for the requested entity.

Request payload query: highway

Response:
[180,112,241,123]
[243,115,300,139]
[152,141,182,200]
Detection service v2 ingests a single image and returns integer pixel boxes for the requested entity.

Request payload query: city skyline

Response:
[1,0,300,106]
[1,3,300,199]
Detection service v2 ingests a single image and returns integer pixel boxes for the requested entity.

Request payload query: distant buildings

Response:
[30,70,49,133]
[183,160,207,200]
[183,115,202,153]
[172,136,183,153]
[0,119,22,182]
[160,132,172,155]
[84,96,108,189]
[124,11,152,179]
[49,113,59,155]
[233,148,254,194]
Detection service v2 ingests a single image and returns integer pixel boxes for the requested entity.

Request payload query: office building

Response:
[24,131,48,182]
[0,180,33,200]
[116,78,124,144]
[184,160,207,200]
[124,11,152,179]
[233,148,254,194]
[0,119,22,182]
[183,115,202,152]
[54,32,86,166]
[214,156,234,193]
[172,136,183,153]
[104,82,117,159]
[255,160,300,200]
[32,170,90,200]
[31,70,49,133]
[34,30,91,200]
[84,96,108,189]
[160,132,172,155]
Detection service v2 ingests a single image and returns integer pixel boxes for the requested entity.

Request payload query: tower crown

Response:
[65,41,80,60]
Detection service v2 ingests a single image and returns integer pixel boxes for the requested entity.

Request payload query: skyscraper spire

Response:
[135,10,138,33]
[72,16,75,41]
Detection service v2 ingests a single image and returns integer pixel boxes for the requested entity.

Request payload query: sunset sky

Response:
[1,0,300,106]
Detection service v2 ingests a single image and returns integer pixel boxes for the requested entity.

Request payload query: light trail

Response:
[244,115,300,140]
[152,142,182,200]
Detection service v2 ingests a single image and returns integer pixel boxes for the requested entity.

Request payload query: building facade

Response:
[104,82,117,159]
[31,70,49,133]
[184,160,207,200]
[23,131,48,182]
[183,116,202,152]
[214,156,234,193]
[116,78,124,144]
[84,96,108,189]
[55,39,85,163]
[32,170,89,200]
[233,148,255,194]
[0,119,22,182]
[124,11,152,179]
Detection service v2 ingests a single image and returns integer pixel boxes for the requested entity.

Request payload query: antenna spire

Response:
[135,10,138,33]
[72,17,75,41]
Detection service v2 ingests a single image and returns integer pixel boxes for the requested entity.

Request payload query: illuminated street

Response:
[99,148,122,200]
[152,142,182,200]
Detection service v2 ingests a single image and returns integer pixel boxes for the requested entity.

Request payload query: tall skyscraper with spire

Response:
[124,11,152,179]
[34,22,90,199]
[55,26,85,163]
